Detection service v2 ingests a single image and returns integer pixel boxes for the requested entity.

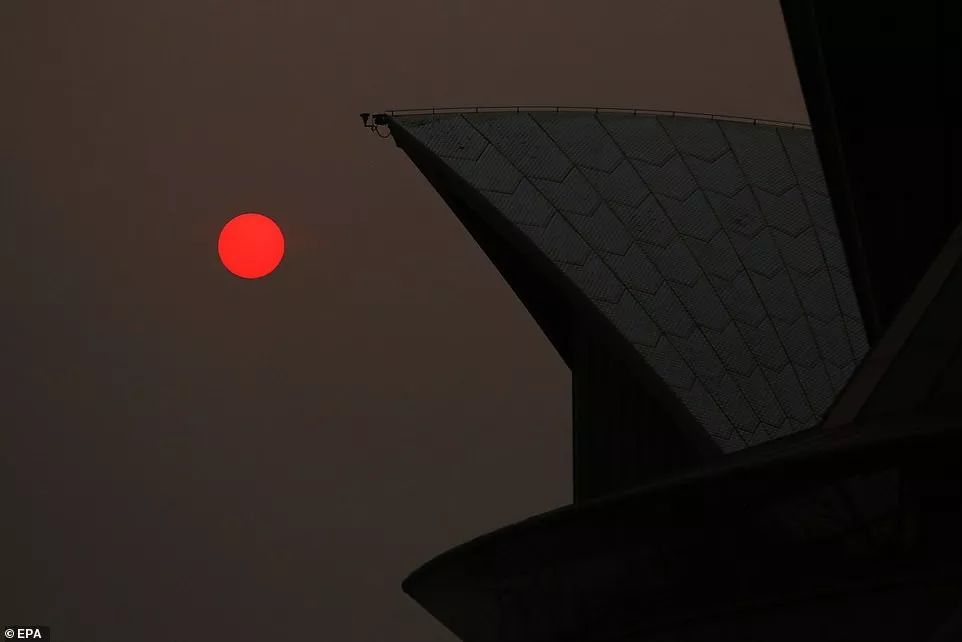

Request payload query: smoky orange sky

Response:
[0,1,806,640]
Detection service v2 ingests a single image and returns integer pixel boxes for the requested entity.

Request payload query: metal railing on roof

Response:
[377,105,811,129]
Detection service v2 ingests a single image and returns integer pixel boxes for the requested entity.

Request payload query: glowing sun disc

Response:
[218,213,285,279]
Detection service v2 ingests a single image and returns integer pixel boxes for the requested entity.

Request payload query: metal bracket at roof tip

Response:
[360,112,392,138]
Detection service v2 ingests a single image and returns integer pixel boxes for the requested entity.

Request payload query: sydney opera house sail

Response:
[388,110,868,462]
[366,1,962,639]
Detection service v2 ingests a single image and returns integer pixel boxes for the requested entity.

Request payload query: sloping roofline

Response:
[367,105,810,129]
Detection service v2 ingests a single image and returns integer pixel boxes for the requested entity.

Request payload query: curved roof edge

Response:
[377,105,811,130]
[404,415,951,588]
[401,415,961,642]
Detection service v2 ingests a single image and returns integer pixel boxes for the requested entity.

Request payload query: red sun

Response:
[218,213,285,279]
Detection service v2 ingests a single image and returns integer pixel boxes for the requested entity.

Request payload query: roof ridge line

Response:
[376,105,811,129]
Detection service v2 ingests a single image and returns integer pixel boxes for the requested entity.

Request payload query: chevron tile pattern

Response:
[394,112,868,452]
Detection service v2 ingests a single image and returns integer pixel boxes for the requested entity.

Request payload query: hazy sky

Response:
[1,1,805,639]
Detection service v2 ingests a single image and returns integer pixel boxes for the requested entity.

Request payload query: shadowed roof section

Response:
[780,0,962,337]
[386,109,869,459]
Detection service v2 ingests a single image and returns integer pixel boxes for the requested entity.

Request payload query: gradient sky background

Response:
[1,1,807,639]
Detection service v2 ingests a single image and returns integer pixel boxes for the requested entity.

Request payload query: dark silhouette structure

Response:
[366,1,962,639]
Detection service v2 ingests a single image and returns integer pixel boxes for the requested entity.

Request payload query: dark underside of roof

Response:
[780,0,962,337]
[401,414,962,642]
